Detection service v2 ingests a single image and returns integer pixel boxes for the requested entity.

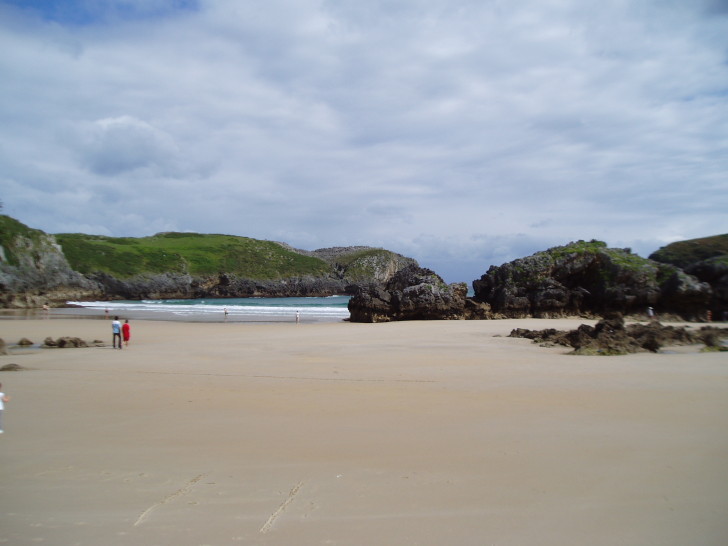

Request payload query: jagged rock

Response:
[509,312,704,354]
[17,338,33,346]
[348,265,472,322]
[474,240,711,320]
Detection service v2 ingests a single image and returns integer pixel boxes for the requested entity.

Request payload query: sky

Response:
[1,0,727,283]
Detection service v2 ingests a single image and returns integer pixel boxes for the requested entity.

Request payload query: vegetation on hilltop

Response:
[54,232,331,279]
[649,234,728,268]
[328,248,409,282]
[0,215,50,266]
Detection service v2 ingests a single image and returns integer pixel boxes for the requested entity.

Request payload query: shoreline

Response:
[2,305,721,325]
[0,306,345,324]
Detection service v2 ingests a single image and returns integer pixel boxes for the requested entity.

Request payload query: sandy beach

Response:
[0,316,727,545]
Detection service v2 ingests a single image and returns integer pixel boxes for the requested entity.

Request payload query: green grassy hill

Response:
[649,234,728,268]
[54,232,331,279]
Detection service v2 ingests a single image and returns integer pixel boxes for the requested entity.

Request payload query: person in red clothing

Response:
[122,319,131,347]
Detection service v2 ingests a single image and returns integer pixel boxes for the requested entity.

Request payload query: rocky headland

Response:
[2,214,726,324]
[472,240,714,321]
[0,215,416,307]
[348,238,726,323]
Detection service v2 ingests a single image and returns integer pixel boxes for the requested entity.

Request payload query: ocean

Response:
[65,296,352,323]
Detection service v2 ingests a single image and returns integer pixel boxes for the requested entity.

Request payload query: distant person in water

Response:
[122,319,131,347]
[112,316,122,349]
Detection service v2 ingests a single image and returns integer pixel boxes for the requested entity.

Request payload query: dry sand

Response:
[0,317,726,545]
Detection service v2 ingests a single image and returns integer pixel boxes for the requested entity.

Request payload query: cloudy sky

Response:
[1,0,727,283]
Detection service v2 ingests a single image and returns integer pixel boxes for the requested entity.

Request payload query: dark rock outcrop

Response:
[649,235,728,321]
[509,312,709,355]
[684,258,728,319]
[348,264,485,322]
[473,240,711,320]
[650,234,728,321]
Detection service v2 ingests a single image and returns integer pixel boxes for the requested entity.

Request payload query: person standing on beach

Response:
[122,319,131,347]
[0,383,9,433]
[112,316,123,349]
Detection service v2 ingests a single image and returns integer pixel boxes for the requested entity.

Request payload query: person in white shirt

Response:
[112,316,123,350]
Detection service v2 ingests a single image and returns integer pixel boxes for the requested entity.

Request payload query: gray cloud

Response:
[77,116,181,176]
[1,0,727,282]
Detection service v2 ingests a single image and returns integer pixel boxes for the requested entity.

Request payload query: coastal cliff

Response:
[348,240,720,323]
[0,215,417,307]
[0,216,102,307]
[472,240,712,320]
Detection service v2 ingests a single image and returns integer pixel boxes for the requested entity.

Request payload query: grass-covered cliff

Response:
[649,234,728,269]
[1,215,418,304]
[55,232,331,279]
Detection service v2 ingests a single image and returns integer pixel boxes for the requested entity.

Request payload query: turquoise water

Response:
[67,296,351,322]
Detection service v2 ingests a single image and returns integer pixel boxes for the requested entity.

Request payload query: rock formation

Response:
[649,235,728,321]
[509,312,724,355]
[0,216,103,307]
[348,264,488,322]
[473,240,712,320]
[42,336,90,348]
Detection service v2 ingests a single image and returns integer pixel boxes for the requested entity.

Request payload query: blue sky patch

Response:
[1,0,199,25]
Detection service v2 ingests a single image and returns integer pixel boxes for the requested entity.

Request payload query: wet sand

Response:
[1,317,727,545]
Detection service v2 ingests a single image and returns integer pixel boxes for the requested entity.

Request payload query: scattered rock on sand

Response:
[17,337,34,346]
[0,338,7,355]
[509,312,720,355]
[42,336,89,348]
[1,363,24,371]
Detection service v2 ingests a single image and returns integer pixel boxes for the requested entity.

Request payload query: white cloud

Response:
[1,0,727,282]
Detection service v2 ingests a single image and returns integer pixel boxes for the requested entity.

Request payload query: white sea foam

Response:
[67,297,351,320]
